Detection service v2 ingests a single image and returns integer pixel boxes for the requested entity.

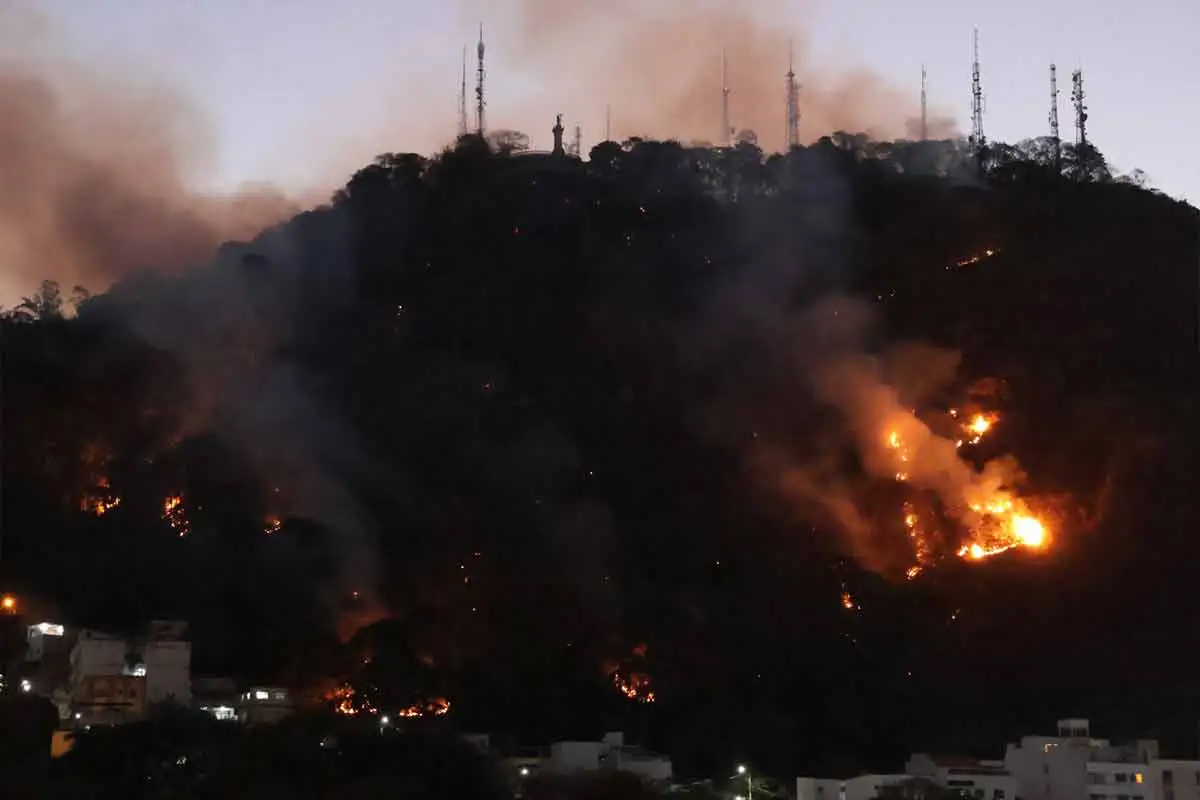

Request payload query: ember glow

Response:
[81,478,121,516]
[326,683,377,716]
[612,670,656,704]
[885,408,1050,579]
[396,697,451,718]
[949,247,1000,269]
[841,590,857,610]
[264,517,282,535]
[162,495,190,536]
[606,644,656,704]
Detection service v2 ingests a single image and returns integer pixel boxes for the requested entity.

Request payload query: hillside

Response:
[2,133,1198,775]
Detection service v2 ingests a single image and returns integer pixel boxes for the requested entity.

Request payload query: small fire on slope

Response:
[948,248,1000,270]
[162,495,190,536]
[81,477,121,516]
[605,644,656,704]
[396,698,451,718]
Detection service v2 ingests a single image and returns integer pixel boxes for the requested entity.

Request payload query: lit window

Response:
[254,690,268,700]
[1135,774,1144,785]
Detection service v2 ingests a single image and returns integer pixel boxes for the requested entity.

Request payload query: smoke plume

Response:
[0,4,299,304]
[469,0,959,149]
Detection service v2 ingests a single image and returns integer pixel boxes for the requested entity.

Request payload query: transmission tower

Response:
[458,46,469,138]
[475,24,486,137]
[1071,68,1088,146]
[969,28,985,155]
[920,63,928,141]
[1048,63,1061,166]
[572,125,582,158]
[785,41,800,149]
[605,104,612,142]
[721,49,732,147]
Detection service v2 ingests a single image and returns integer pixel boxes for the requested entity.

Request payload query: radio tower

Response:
[969,27,985,156]
[475,24,486,137]
[721,49,732,147]
[785,41,800,149]
[920,63,928,141]
[572,125,582,157]
[458,47,469,138]
[605,104,612,142]
[1071,68,1088,146]
[1048,63,1061,166]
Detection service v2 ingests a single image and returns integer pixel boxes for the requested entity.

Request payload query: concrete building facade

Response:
[907,754,1018,800]
[1005,719,1158,800]
[797,774,911,800]
[546,731,672,783]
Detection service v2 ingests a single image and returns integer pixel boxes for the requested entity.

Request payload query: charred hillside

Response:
[1,133,1198,775]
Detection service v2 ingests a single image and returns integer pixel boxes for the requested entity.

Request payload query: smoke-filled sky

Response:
[2,0,1196,303]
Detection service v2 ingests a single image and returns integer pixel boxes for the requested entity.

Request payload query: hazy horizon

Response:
[1,0,1196,303]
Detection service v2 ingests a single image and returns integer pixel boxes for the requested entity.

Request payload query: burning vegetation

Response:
[884,406,1048,580]
[606,644,656,704]
[162,495,190,536]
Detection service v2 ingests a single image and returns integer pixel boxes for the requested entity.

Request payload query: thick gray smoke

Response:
[0,4,300,304]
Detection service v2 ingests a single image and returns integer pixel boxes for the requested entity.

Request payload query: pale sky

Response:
[31,0,1200,202]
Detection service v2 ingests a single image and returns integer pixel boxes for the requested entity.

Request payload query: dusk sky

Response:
[18,0,1200,205]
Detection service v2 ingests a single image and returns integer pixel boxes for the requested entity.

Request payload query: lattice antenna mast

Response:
[458,46,469,138]
[1071,68,1088,146]
[605,104,612,142]
[721,48,732,147]
[920,63,928,140]
[475,24,486,136]
[572,125,582,157]
[785,41,800,149]
[969,28,985,154]
[1049,63,1061,165]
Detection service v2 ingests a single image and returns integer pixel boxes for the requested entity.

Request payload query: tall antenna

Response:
[458,46,469,138]
[785,41,800,149]
[920,63,928,141]
[969,27,985,155]
[721,49,731,147]
[1071,68,1088,146]
[475,23,486,137]
[605,104,612,142]
[1049,63,1061,166]
[572,125,582,158]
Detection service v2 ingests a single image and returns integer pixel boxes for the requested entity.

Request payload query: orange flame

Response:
[162,495,190,536]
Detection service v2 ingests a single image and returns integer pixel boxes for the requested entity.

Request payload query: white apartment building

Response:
[1148,760,1200,800]
[1001,718,1200,800]
[547,731,672,783]
[796,774,910,800]
[906,754,1018,800]
[69,621,192,717]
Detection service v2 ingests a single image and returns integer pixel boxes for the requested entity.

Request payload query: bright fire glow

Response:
[264,517,282,535]
[81,478,121,516]
[887,409,1050,579]
[949,248,1000,269]
[162,495,190,536]
[606,645,656,704]
[396,698,451,718]
[841,591,856,610]
[1,594,16,612]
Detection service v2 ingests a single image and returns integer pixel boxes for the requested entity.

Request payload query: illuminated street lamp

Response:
[0,594,16,614]
[736,764,753,800]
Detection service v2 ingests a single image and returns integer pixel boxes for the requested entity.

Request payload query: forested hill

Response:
[2,132,1198,776]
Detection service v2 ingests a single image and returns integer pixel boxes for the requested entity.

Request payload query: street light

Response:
[0,594,16,613]
[736,764,753,800]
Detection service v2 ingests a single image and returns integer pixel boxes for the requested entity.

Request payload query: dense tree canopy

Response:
[2,131,1197,780]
